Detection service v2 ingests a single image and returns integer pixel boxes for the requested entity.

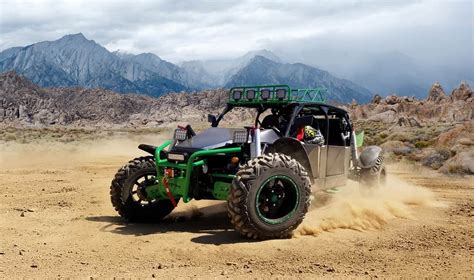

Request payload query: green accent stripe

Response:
[211,173,236,179]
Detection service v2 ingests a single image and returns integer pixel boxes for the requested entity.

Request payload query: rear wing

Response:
[228,85,326,105]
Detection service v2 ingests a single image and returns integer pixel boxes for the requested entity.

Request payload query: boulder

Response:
[421,149,451,170]
[397,116,422,127]
[368,110,397,123]
[436,123,474,148]
[401,96,416,103]
[18,105,28,119]
[381,140,413,155]
[451,81,473,101]
[439,148,474,175]
[371,94,382,104]
[385,94,401,105]
[427,82,447,103]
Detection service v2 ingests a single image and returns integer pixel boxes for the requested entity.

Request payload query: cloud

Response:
[0,0,472,85]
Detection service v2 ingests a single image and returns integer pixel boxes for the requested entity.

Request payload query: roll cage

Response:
[211,102,353,145]
[208,84,354,146]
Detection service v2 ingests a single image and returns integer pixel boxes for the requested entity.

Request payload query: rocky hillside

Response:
[347,82,473,175]
[348,81,473,125]
[2,71,472,128]
[0,71,235,128]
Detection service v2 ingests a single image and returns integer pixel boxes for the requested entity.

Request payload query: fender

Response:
[138,144,157,155]
[358,145,383,169]
[138,144,167,159]
[267,137,313,181]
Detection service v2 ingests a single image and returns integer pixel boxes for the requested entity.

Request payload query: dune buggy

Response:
[110,85,385,239]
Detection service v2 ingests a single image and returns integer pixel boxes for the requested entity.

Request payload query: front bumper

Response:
[144,140,241,202]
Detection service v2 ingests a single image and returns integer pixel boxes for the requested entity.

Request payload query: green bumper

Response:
[145,140,241,203]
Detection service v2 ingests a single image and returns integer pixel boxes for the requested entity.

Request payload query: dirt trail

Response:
[0,136,473,279]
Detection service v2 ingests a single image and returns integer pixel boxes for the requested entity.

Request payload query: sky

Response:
[0,0,472,91]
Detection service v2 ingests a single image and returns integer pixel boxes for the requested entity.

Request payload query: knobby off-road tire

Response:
[228,153,311,239]
[360,155,387,187]
[110,156,176,222]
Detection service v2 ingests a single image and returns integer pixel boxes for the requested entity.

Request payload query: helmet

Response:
[303,126,324,145]
[304,125,317,139]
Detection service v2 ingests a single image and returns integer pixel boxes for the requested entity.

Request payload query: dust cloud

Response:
[167,200,227,221]
[1,136,439,238]
[295,175,438,237]
[0,134,166,169]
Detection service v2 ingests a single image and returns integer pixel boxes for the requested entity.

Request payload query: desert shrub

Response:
[4,133,16,141]
[415,140,435,149]
[388,132,412,143]
[5,127,16,133]
[447,164,465,174]
[379,132,388,139]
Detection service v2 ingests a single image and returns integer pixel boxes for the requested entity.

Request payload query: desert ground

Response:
[0,133,472,279]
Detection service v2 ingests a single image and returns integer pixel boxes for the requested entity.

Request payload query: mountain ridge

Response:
[226,56,373,103]
[0,33,372,102]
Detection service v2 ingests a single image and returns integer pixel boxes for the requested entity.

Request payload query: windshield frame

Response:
[211,104,301,137]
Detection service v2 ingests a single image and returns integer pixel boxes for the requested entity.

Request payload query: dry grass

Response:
[0,126,170,144]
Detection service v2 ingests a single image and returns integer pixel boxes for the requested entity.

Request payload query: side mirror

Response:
[208,114,217,127]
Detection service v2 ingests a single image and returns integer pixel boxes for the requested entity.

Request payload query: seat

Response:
[261,114,280,129]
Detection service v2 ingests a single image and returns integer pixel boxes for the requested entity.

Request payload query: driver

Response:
[297,125,324,145]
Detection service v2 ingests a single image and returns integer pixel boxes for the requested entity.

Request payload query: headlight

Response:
[232,90,243,100]
[167,153,185,161]
[276,89,287,100]
[260,89,271,100]
[233,130,248,143]
[246,89,256,100]
[174,129,187,141]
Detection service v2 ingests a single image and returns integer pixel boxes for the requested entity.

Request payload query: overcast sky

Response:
[0,0,472,69]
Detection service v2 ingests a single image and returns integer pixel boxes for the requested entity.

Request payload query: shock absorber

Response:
[250,127,262,158]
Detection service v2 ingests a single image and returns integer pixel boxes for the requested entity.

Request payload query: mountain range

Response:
[0,33,373,102]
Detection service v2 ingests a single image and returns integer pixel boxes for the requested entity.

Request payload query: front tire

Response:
[110,156,176,222]
[228,153,311,239]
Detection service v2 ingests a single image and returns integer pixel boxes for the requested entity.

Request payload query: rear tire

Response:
[360,155,386,187]
[228,153,311,239]
[110,156,176,222]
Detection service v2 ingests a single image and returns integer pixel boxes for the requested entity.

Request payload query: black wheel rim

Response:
[130,173,157,206]
[256,175,299,224]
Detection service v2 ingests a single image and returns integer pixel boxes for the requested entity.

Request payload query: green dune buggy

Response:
[110,85,385,239]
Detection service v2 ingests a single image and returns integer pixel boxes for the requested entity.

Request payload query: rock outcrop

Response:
[451,81,472,101]
[349,81,473,125]
[0,71,227,127]
[426,82,447,103]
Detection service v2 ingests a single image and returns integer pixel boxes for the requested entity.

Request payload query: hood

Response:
[175,127,245,150]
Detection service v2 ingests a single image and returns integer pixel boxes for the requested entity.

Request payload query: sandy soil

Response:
[0,135,473,279]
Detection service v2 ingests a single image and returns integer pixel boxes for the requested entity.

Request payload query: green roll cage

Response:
[228,84,326,105]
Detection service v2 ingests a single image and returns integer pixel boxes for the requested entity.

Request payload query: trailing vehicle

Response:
[110,85,386,239]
